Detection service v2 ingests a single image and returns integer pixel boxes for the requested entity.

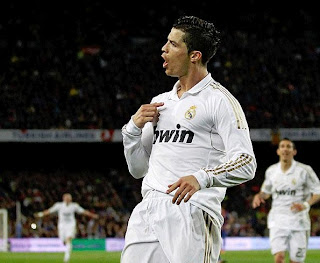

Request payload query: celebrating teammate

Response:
[121,15,257,263]
[34,193,98,262]
[252,138,320,263]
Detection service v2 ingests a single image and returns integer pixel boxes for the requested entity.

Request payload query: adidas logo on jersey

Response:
[153,124,194,144]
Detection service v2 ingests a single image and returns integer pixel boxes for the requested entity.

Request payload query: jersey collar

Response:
[169,73,213,100]
[277,159,297,174]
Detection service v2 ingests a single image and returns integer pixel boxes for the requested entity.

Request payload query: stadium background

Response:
[0,0,320,251]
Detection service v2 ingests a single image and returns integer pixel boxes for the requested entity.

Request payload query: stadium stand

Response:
[0,1,319,129]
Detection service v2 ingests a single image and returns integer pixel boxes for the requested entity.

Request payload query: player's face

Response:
[63,194,72,203]
[276,140,297,162]
[161,28,190,77]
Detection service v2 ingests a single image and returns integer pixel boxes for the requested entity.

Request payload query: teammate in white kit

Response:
[252,138,320,263]
[121,15,257,263]
[34,193,98,262]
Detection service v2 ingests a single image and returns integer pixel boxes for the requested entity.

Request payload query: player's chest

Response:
[157,97,211,131]
[271,173,305,190]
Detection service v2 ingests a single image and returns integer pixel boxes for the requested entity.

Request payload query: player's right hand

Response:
[252,193,265,208]
[34,212,43,218]
[132,102,164,128]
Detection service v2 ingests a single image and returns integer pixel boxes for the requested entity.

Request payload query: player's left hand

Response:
[166,175,200,205]
[93,214,99,219]
[291,202,310,213]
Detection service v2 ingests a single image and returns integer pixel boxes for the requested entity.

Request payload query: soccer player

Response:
[121,15,257,263]
[252,138,320,263]
[34,193,98,262]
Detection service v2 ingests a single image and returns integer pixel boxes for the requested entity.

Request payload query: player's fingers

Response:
[176,187,191,205]
[252,199,261,208]
[171,184,186,204]
[151,102,165,107]
[166,182,179,194]
[184,188,196,203]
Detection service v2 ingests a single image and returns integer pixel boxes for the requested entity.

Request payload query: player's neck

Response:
[177,67,208,97]
[280,159,292,172]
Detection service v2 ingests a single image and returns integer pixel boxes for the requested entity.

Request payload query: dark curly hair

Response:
[173,15,221,65]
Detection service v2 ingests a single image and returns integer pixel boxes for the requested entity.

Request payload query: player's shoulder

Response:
[53,202,63,208]
[266,163,279,173]
[295,161,314,174]
[205,79,241,105]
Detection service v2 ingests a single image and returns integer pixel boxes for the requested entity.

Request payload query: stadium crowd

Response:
[1,167,320,239]
[0,2,319,130]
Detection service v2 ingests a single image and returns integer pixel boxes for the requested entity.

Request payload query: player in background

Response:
[34,193,98,262]
[252,138,320,263]
[121,15,256,263]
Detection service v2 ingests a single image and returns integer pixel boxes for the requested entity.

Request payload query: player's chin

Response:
[164,69,178,77]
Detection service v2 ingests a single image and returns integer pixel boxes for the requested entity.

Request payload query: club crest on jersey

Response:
[185,105,197,120]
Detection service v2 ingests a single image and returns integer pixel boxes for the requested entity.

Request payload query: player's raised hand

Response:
[133,102,164,128]
[166,175,200,205]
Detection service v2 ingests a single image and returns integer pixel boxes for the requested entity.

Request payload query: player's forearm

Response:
[83,210,98,219]
[35,209,50,218]
[307,194,320,207]
[122,121,150,179]
[258,192,270,200]
[193,153,256,188]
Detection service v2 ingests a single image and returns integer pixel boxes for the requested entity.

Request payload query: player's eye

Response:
[169,40,176,47]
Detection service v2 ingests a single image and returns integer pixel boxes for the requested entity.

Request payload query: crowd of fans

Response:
[0,2,319,130]
[1,166,320,239]
[0,168,141,238]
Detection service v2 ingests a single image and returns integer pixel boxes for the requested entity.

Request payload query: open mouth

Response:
[163,61,168,68]
[162,54,168,68]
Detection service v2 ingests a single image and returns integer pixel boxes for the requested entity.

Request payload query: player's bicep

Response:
[306,167,320,194]
[74,204,85,214]
[214,97,253,159]
[260,171,272,194]
[48,203,60,213]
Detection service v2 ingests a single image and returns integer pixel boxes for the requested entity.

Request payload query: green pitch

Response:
[0,250,320,262]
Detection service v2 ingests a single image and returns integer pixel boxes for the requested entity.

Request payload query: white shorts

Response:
[58,223,76,242]
[269,227,310,262]
[121,190,222,263]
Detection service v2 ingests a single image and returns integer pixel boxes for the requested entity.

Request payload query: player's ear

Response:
[293,149,297,156]
[190,51,202,63]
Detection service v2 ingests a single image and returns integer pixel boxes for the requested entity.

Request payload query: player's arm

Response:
[192,97,257,189]
[252,191,271,209]
[34,202,60,218]
[291,166,320,212]
[82,210,99,220]
[75,203,98,219]
[122,101,164,179]
[34,209,50,218]
[291,194,320,212]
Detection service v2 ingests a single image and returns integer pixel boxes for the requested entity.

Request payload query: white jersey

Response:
[48,202,85,226]
[261,160,320,230]
[122,73,256,225]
